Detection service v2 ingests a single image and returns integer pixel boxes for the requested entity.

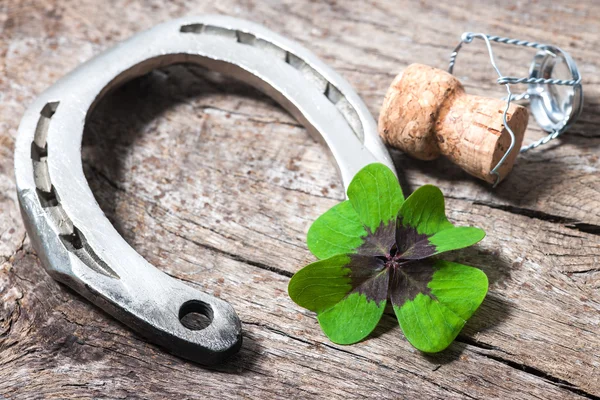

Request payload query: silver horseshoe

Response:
[14,15,395,365]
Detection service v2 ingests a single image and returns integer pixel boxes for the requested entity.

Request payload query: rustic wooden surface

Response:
[1,1,599,399]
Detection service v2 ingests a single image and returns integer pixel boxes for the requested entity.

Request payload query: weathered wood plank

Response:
[1,0,599,398]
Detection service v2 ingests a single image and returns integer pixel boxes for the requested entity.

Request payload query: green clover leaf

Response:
[289,163,488,352]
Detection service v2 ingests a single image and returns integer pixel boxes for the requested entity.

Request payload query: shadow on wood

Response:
[82,64,280,239]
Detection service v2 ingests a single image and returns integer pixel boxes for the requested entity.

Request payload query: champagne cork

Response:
[378,63,529,183]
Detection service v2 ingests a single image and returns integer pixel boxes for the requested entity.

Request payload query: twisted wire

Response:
[448,48,461,73]
[502,92,530,102]
[520,130,563,152]
[498,76,581,86]
[477,35,547,51]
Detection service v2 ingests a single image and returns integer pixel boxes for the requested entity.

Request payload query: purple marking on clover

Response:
[346,220,436,305]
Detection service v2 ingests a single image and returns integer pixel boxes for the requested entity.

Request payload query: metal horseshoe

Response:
[14,15,395,365]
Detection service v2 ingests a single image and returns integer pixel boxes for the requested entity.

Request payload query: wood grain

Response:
[1,0,599,399]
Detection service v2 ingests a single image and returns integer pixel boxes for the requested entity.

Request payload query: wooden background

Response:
[1,0,599,398]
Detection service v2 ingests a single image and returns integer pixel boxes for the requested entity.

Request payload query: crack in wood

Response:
[472,201,600,235]
[457,336,599,400]
[162,225,294,278]
[478,354,598,399]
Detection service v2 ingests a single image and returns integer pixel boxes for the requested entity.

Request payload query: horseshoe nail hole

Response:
[179,300,213,331]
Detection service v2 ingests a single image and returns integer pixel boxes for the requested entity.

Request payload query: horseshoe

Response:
[14,15,395,365]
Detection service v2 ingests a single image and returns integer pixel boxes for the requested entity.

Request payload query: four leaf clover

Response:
[288,163,488,352]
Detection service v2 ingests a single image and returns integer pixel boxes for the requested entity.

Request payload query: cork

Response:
[378,63,529,183]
